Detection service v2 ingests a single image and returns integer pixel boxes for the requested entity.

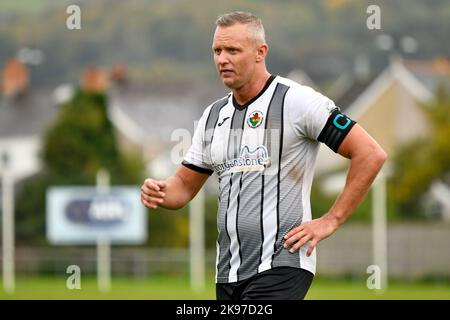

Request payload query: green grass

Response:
[308,277,450,300]
[1,275,449,300]
[0,274,215,300]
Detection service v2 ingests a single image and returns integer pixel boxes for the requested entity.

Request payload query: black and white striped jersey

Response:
[182,75,354,283]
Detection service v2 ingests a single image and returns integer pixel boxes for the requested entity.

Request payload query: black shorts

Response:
[216,267,314,300]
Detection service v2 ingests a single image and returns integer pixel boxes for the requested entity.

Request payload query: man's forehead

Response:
[213,24,251,43]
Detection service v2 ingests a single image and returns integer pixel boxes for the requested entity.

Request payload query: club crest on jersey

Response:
[247,111,263,128]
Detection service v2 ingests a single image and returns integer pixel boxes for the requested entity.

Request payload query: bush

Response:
[15,90,145,245]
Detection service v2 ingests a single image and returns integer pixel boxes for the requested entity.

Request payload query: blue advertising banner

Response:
[46,187,147,244]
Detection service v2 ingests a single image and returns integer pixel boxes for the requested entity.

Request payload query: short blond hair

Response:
[215,11,266,44]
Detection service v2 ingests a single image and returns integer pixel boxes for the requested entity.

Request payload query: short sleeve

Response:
[286,85,337,140]
[286,84,356,153]
[182,106,214,175]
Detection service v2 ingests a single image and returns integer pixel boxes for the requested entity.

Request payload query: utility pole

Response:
[1,152,15,294]
[372,169,388,290]
[189,188,205,292]
[96,169,111,292]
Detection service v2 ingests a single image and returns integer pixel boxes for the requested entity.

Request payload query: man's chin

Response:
[221,78,237,89]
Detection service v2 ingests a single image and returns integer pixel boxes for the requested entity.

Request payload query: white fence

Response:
[2,223,450,280]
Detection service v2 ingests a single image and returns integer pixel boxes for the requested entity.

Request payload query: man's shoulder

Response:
[210,94,231,108]
[276,75,321,101]
[196,93,231,120]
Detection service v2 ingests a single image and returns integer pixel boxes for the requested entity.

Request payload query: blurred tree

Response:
[391,84,450,218]
[310,179,376,222]
[15,90,145,244]
[42,91,142,184]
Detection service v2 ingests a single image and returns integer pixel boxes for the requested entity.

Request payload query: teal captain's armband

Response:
[318,108,356,153]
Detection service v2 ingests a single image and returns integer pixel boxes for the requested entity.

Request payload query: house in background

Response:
[0,59,323,187]
[287,68,319,91]
[0,58,226,194]
[3,55,449,215]
[106,68,227,190]
[315,58,450,219]
[108,79,226,159]
[0,58,59,183]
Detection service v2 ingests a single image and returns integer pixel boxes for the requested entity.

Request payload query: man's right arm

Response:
[140,165,210,210]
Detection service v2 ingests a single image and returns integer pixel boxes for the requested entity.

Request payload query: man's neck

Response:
[233,71,271,106]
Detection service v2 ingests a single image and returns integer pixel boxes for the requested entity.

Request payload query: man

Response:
[141,11,387,300]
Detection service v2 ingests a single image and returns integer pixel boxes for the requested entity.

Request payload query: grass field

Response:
[1,274,449,300]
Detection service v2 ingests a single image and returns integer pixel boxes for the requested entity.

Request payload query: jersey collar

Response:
[232,75,276,110]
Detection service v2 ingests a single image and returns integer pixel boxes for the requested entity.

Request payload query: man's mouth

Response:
[220,69,234,76]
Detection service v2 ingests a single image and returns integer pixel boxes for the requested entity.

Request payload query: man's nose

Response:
[216,52,230,65]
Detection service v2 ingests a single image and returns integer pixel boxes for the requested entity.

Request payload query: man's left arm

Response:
[283,124,387,256]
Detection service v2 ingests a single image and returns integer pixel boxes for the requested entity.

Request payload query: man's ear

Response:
[256,43,269,63]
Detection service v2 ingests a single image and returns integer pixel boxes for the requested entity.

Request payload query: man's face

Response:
[212,23,259,90]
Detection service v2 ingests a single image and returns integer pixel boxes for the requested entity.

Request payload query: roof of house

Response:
[333,77,374,112]
[330,58,450,116]
[107,80,228,144]
[343,59,449,120]
[402,59,450,93]
[286,69,319,91]
[0,89,58,138]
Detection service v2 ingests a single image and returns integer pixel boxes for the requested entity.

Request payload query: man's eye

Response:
[214,49,221,55]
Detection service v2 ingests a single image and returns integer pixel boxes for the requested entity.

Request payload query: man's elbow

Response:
[372,146,388,169]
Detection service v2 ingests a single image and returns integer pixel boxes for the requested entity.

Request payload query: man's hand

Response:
[283,124,386,257]
[140,178,167,209]
[283,214,340,257]
[140,165,210,210]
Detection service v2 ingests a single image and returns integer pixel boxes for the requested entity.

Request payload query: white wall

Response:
[0,137,41,181]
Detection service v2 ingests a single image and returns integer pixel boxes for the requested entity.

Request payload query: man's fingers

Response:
[156,181,167,189]
[306,241,318,257]
[141,194,164,204]
[141,178,167,209]
[283,231,307,248]
[141,185,165,198]
[142,198,157,209]
[284,225,304,240]
[142,178,166,196]
[288,234,313,253]
[144,179,160,191]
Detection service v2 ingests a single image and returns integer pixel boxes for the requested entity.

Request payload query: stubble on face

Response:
[212,24,257,90]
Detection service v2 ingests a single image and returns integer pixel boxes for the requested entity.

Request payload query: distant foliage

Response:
[42,91,141,184]
[391,85,450,218]
[15,90,145,244]
[1,0,450,87]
